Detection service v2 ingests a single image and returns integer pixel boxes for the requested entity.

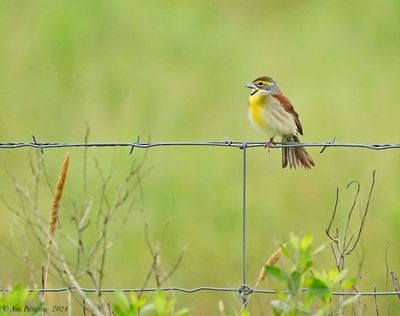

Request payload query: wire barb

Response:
[320,136,336,153]
[224,137,233,146]
[32,135,44,154]
[129,135,140,155]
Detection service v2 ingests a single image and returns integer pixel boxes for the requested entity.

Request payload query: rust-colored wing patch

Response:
[272,93,303,135]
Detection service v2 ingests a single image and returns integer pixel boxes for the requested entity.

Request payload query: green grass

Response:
[1,1,400,314]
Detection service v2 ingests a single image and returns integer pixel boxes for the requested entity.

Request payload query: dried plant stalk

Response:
[255,244,285,287]
[240,244,285,312]
[43,153,71,294]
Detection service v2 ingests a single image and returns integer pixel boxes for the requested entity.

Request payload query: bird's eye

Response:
[256,81,263,87]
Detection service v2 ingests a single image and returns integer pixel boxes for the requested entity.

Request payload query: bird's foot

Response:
[264,137,275,153]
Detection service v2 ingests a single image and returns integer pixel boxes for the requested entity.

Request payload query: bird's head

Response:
[245,76,279,96]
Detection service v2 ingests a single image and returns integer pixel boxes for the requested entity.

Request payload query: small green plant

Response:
[113,290,189,316]
[265,234,357,315]
[0,285,43,316]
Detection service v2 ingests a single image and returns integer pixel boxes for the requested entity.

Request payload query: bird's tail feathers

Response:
[282,135,315,169]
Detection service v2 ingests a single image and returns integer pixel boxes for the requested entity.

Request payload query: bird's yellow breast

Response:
[248,93,267,126]
[248,92,298,137]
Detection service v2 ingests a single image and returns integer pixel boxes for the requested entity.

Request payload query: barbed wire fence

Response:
[1,138,400,308]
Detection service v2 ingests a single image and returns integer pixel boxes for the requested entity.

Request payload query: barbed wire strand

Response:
[0,140,400,150]
[0,286,399,296]
[1,138,400,300]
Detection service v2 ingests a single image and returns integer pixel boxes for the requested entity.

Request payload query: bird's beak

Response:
[245,82,257,90]
[245,82,258,95]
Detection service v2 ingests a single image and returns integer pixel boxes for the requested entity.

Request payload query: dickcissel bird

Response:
[246,76,315,169]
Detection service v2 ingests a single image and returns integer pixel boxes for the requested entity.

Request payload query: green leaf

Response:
[288,271,302,293]
[341,278,356,290]
[112,304,125,316]
[114,291,131,310]
[166,299,176,314]
[7,285,25,307]
[303,291,313,307]
[265,265,289,286]
[175,308,190,316]
[298,258,313,274]
[309,278,330,301]
[300,235,313,252]
[240,307,251,316]
[154,291,167,314]
[280,242,289,256]
[136,297,147,309]
[139,303,156,315]
[0,286,42,316]
[271,299,289,312]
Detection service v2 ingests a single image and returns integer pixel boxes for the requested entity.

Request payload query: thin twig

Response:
[83,123,90,197]
[384,242,389,288]
[326,187,339,242]
[343,181,360,252]
[374,285,380,316]
[326,171,376,315]
[390,272,400,301]
[160,247,186,284]
[345,170,376,255]
[67,289,72,316]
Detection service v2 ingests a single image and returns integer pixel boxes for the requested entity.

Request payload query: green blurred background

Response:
[1,0,400,314]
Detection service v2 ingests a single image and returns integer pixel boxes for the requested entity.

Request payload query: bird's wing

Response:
[272,93,303,135]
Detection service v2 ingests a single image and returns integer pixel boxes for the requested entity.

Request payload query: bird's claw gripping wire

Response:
[264,137,275,153]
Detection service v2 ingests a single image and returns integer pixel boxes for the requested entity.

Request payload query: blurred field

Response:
[1,0,400,314]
